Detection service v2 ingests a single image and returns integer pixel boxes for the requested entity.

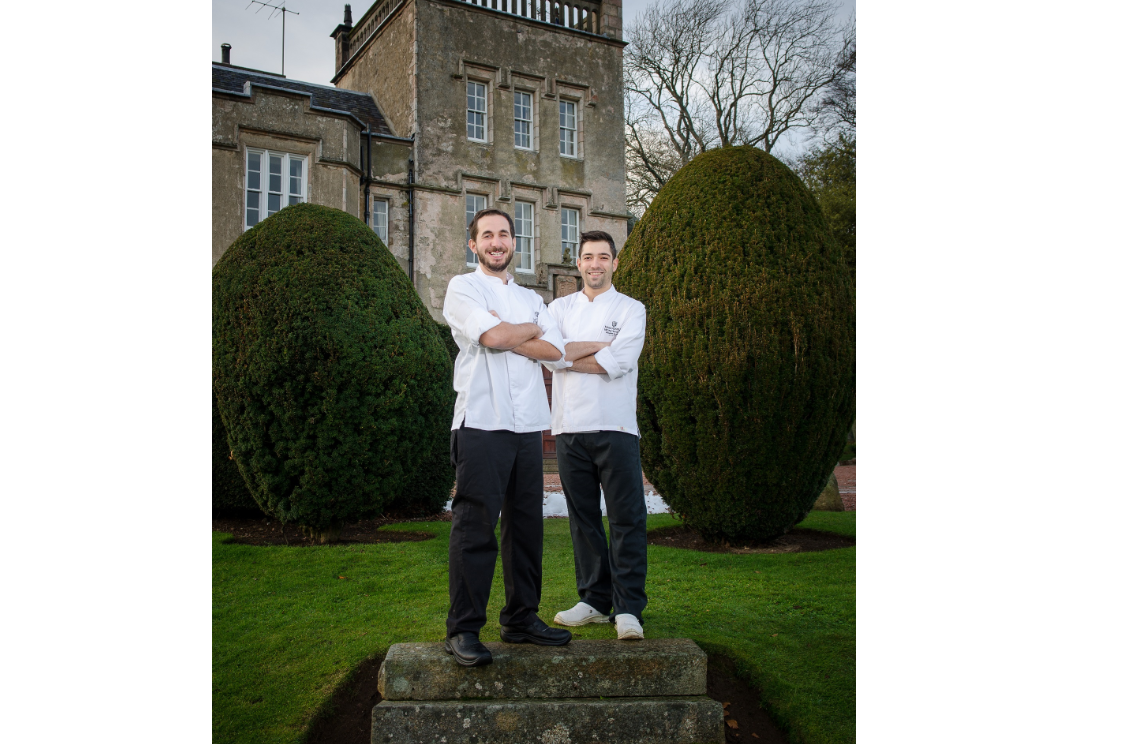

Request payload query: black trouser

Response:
[447,425,545,637]
[556,431,647,624]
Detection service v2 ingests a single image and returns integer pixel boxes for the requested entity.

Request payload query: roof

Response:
[212,64,394,137]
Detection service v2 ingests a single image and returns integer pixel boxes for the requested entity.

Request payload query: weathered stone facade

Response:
[212,0,627,321]
[334,0,627,317]
[211,63,415,271]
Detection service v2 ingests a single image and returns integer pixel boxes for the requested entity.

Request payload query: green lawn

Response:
[213,511,855,744]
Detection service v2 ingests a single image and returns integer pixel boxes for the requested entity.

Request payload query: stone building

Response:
[213,0,628,320]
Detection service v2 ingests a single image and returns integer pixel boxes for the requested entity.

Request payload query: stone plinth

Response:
[379,638,707,700]
[373,696,723,744]
[372,638,723,744]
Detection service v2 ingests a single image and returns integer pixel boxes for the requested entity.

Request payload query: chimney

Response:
[221,43,232,65]
[331,5,354,74]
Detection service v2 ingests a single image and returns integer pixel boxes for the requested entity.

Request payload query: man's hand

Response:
[570,356,607,374]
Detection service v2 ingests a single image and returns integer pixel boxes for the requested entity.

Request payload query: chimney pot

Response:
[344,5,353,25]
[221,43,231,65]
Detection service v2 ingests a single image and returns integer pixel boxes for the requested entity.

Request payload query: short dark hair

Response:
[468,208,515,242]
[579,230,616,259]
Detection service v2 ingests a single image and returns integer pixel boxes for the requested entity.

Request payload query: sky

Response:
[211,0,855,159]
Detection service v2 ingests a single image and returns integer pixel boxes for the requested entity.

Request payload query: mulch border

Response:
[647,524,855,554]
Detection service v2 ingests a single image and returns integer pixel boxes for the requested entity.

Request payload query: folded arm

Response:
[563,341,611,362]
[479,311,544,350]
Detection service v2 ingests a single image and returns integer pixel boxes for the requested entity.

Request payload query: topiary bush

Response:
[212,390,262,516]
[616,145,855,542]
[212,203,455,541]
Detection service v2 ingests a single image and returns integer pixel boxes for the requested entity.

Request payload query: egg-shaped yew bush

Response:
[212,204,454,540]
[616,146,855,542]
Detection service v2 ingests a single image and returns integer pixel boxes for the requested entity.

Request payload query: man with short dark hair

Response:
[441,208,573,667]
[545,230,649,640]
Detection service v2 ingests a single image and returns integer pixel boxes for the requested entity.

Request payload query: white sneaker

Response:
[554,602,610,627]
[615,613,644,640]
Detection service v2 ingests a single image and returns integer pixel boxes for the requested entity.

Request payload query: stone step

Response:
[372,695,724,744]
[379,639,707,701]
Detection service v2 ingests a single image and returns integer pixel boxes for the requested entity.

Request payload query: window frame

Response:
[559,99,578,158]
[514,201,535,274]
[513,90,533,150]
[467,80,488,143]
[465,193,488,267]
[561,207,580,265]
[244,148,308,230]
[372,197,389,244]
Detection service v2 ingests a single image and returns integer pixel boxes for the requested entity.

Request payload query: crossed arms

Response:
[561,341,610,374]
[479,311,563,362]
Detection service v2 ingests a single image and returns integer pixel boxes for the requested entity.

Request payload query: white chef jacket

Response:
[544,286,646,437]
[443,270,565,433]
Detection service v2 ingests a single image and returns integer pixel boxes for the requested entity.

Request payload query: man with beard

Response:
[545,231,649,640]
[440,208,572,667]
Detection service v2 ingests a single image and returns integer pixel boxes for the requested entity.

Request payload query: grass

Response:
[213,511,855,744]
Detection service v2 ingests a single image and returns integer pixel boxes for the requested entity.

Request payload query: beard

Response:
[584,272,609,288]
[479,248,514,273]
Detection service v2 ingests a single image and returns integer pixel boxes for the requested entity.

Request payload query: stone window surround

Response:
[511,76,540,152]
[556,83,586,160]
[371,193,390,244]
[464,64,497,145]
[238,131,315,229]
[462,186,492,268]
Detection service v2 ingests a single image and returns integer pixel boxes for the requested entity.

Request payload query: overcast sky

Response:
[211,0,855,158]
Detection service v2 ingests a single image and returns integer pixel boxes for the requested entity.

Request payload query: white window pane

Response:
[247,153,261,190]
[268,193,281,214]
[373,201,388,242]
[289,195,301,206]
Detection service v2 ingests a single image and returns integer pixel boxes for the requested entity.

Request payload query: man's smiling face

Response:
[577,240,618,291]
[471,213,515,274]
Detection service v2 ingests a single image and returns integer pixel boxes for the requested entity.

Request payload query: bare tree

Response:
[814,12,855,140]
[625,0,850,215]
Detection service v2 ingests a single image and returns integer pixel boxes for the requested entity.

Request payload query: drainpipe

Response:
[362,124,372,225]
[407,155,415,282]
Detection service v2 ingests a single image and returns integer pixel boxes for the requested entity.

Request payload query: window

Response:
[245,149,306,229]
[514,91,532,149]
[467,81,487,141]
[372,198,388,243]
[514,202,534,273]
[561,208,580,264]
[465,193,487,266]
[559,100,577,157]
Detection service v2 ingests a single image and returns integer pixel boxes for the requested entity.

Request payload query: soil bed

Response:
[648,525,854,554]
[306,652,789,744]
[212,513,447,547]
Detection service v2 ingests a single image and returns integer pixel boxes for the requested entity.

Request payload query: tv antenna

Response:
[246,0,300,77]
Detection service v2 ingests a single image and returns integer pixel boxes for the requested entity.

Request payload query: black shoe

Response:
[445,632,493,667]
[500,618,573,646]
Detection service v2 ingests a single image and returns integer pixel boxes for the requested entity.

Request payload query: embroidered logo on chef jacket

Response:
[603,320,620,337]
[532,310,540,324]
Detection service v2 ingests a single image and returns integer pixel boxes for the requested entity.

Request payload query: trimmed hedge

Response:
[212,203,455,535]
[616,146,855,542]
[212,391,262,515]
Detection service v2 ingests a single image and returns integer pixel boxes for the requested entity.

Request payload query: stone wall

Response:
[212,85,413,266]
[333,0,628,319]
